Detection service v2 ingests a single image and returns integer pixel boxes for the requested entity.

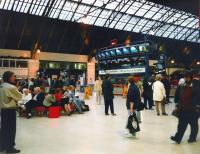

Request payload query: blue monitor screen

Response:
[116,49,122,55]
[110,50,116,56]
[105,52,110,57]
[130,46,137,53]
[123,48,130,54]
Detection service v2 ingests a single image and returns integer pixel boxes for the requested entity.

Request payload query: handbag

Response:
[138,101,145,111]
[172,105,180,118]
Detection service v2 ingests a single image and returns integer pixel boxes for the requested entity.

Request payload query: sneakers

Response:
[6,148,20,153]
[111,113,116,116]
[170,136,181,144]
[162,113,168,116]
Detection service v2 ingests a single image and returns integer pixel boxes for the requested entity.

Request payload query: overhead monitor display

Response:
[123,48,130,54]
[130,46,137,53]
[101,53,106,58]
[105,52,110,57]
[110,50,116,56]
[116,49,122,55]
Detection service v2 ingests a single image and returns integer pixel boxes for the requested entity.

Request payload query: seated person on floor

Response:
[54,88,72,115]
[18,88,32,109]
[43,89,59,107]
[68,85,88,113]
[25,86,46,118]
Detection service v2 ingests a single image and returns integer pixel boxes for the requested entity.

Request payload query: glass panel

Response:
[3,60,9,67]
[10,60,15,67]
[16,61,28,68]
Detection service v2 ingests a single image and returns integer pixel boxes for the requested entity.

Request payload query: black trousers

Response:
[174,112,199,142]
[104,99,114,114]
[25,100,43,114]
[0,109,16,150]
[144,96,153,109]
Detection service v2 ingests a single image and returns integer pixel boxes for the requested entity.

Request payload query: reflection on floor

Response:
[14,95,199,154]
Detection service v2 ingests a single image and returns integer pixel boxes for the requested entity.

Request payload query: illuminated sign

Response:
[99,67,145,75]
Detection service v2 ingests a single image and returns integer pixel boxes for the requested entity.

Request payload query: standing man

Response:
[0,71,22,153]
[161,75,171,103]
[152,74,168,116]
[94,76,102,105]
[102,74,116,116]
[171,71,199,144]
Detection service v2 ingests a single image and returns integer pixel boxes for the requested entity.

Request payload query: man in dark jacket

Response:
[102,74,116,116]
[171,71,199,144]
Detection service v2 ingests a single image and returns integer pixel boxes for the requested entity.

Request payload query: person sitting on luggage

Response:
[43,89,58,107]
[54,88,71,115]
[25,86,46,119]
[68,85,86,113]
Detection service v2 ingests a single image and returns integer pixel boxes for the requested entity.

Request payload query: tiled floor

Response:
[6,94,200,154]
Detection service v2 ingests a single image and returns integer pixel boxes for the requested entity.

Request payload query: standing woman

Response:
[94,76,102,105]
[0,71,22,153]
[102,74,116,116]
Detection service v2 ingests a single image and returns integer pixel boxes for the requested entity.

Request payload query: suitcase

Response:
[48,106,60,118]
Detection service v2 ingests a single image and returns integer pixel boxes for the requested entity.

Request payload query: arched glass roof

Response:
[0,0,199,43]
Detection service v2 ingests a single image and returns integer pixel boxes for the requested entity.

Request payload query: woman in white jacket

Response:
[152,74,168,116]
[94,76,102,105]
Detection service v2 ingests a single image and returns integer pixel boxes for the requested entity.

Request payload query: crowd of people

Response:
[95,71,200,140]
[0,70,199,153]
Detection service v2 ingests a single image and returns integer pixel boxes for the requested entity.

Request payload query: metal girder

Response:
[49,0,61,17]
[42,0,52,16]
[45,23,56,50]
[17,16,28,49]
[184,29,197,41]
[130,2,156,32]
[32,0,44,15]
[2,15,12,48]
[2,0,6,9]
[74,0,97,22]
[142,7,172,33]
[166,14,193,38]
[93,0,114,25]
[70,0,83,21]
[11,0,17,11]
[103,0,124,27]
[44,0,56,17]
[107,0,130,28]
[139,5,164,33]
[30,1,39,14]
[190,31,199,41]
[179,21,198,40]
[173,18,197,39]
[121,0,144,30]
[18,0,26,12]
[27,0,35,14]
[160,13,191,37]
[57,0,68,18]
[113,0,135,29]
[38,0,47,15]
[130,1,150,32]
[152,10,179,35]
[14,0,21,11]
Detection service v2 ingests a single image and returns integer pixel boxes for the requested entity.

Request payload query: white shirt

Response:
[18,93,32,106]
[152,81,166,101]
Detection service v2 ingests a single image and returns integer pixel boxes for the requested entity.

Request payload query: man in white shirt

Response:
[152,74,168,116]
